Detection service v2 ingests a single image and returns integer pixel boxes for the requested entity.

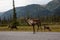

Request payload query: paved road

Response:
[0,32,60,40]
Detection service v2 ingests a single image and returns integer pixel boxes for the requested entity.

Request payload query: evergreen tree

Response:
[9,0,18,29]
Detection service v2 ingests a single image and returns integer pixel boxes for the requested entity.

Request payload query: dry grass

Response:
[0,25,60,32]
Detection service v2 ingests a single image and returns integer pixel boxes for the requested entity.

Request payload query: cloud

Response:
[0,0,52,12]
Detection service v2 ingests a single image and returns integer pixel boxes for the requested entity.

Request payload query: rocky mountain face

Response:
[46,0,60,11]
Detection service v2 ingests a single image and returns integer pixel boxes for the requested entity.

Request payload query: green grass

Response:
[0,25,60,32]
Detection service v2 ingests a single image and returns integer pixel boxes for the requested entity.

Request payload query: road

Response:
[0,32,60,40]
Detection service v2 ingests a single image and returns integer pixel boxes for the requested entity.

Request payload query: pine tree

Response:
[10,0,18,29]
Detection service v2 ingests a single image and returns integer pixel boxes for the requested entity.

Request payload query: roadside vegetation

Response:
[0,24,60,32]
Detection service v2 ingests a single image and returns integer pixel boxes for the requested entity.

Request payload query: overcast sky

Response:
[0,0,52,12]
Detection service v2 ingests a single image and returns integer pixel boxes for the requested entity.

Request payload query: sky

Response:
[0,0,52,12]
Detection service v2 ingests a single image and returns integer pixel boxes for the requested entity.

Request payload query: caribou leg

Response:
[37,23,42,32]
[40,26,42,31]
[37,24,39,32]
[32,24,35,34]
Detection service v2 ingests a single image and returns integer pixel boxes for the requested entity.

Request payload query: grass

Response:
[0,25,60,32]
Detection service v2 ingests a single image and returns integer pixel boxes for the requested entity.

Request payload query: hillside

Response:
[46,0,60,11]
[1,4,52,20]
[1,0,60,20]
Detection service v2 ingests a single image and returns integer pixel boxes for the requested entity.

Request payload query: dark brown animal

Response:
[8,24,18,30]
[44,24,51,31]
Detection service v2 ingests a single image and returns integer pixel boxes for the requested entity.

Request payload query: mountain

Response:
[46,0,60,11]
[53,6,60,16]
[1,0,60,20]
[0,12,4,16]
[1,4,52,20]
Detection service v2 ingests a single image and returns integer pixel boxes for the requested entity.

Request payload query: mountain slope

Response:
[53,6,60,16]
[0,12,4,16]
[46,0,60,11]
[1,4,52,20]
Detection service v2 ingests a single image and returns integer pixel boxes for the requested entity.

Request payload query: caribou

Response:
[25,18,42,34]
[43,24,51,31]
[8,24,18,30]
